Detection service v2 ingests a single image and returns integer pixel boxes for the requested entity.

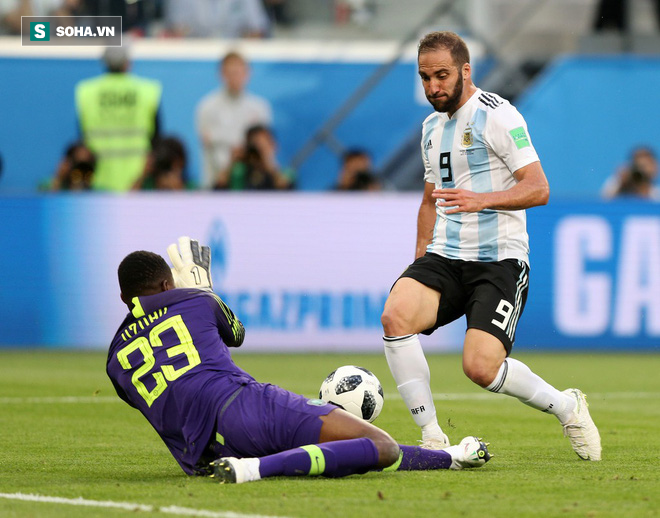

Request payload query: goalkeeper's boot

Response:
[443,436,491,470]
[561,388,602,461]
[210,457,261,484]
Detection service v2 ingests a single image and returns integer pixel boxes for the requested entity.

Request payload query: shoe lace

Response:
[563,423,586,446]
[418,438,448,449]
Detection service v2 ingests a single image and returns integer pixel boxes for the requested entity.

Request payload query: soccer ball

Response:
[319,365,384,423]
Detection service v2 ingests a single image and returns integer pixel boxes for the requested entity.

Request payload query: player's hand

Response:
[167,236,213,291]
[432,188,486,214]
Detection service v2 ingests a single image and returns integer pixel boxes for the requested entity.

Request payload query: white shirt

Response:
[422,88,540,265]
[195,89,272,189]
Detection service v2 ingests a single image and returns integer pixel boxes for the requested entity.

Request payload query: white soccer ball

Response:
[319,365,384,423]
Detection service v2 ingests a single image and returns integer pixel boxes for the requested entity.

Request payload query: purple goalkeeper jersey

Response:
[106,288,251,474]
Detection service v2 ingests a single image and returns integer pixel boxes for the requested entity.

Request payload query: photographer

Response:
[602,146,659,200]
[334,148,381,191]
[133,136,190,191]
[51,141,96,191]
[214,125,294,190]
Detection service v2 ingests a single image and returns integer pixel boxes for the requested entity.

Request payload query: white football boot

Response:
[561,388,602,461]
[210,457,261,484]
[443,436,491,470]
[419,432,450,450]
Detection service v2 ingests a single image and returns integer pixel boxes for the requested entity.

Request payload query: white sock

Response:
[486,358,575,423]
[244,458,261,482]
[383,334,440,431]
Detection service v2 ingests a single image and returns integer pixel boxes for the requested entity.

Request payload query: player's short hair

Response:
[220,50,247,69]
[103,45,130,73]
[418,31,470,67]
[631,146,656,161]
[118,251,172,300]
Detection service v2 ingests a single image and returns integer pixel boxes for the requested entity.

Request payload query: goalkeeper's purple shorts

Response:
[209,381,336,459]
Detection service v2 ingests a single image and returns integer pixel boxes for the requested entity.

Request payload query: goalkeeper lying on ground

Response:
[106,237,491,483]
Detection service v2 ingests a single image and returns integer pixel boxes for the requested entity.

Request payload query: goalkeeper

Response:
[107,237,491,484]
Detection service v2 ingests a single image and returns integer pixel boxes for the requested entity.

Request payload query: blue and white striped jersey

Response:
[422,88,540,265]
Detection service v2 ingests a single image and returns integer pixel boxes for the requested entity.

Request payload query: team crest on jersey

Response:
[461,127,473,148]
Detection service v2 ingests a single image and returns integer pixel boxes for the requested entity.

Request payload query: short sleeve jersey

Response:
[195,89,272,189]
[106,288,250,474]
[421,88,540,264]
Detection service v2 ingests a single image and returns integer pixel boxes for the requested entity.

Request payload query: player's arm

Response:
[416,181,437,259]
[433,161,549,214]
[209,293,245,348]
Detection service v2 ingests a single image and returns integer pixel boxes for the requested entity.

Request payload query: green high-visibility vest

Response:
[75,73,162,191]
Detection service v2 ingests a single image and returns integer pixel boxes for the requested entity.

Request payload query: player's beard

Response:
[428,76,463,114]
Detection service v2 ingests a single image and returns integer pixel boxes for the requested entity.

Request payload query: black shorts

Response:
[397,253,529,354]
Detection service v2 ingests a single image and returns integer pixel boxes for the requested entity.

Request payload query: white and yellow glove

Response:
[167,236,213,291]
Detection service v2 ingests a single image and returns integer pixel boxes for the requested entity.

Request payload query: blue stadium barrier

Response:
[0,54,429,192]
[517,55,660,198]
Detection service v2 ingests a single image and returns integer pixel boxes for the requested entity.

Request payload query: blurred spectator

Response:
[215,125,293,190]
[0,0,81,35]
[75,44,162,191]
[164,0,270,38]
[602,146,659,200]
[196,51,272,189]
[262,0,292,27]
[51,141,96,191]
[84,0,162,35]
[593,0,660,32]
[133,136,190,190]
[335,0,376,26]
[335,148,381,191]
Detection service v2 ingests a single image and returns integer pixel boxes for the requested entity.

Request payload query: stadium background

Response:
[0,0,659,353]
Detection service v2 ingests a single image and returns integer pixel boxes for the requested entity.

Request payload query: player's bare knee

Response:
[381,305,410,336]
[463,361,497,388]
[370,431,399,468]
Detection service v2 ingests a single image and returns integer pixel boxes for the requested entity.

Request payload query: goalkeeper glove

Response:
[167,236,213,291]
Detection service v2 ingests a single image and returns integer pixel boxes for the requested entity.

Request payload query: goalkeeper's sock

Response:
[383,445,452,471]
[383,334,440,429]
[486,358,575,420]
[258,438,379,478]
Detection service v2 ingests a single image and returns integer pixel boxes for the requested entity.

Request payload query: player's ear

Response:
[162,278,174,292]
[120,292,130,306]
[462,63,471,81]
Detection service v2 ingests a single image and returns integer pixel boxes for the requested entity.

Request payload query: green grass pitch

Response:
[1,350,659,518]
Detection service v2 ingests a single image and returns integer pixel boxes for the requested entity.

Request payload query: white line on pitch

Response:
[387,391,660,400]
[0,493,289,518]
[1,392,658,405]
[0,396,119,404]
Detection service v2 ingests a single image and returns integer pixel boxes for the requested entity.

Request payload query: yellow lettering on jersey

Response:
[120,307,169,341]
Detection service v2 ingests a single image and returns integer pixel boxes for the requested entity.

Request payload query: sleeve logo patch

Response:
[509,127,530,149]
[306,398,328,406]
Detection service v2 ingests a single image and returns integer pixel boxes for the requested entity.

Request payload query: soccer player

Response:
[381,31,602,461]
[107,237,491,484]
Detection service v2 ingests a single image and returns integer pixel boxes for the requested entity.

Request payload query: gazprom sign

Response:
[520,203,660,350]
[207,217,387,333]
[553,215,660,339]
[0,194,657,351]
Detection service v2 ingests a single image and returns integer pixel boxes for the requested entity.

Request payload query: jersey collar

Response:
[446,87,482,120]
